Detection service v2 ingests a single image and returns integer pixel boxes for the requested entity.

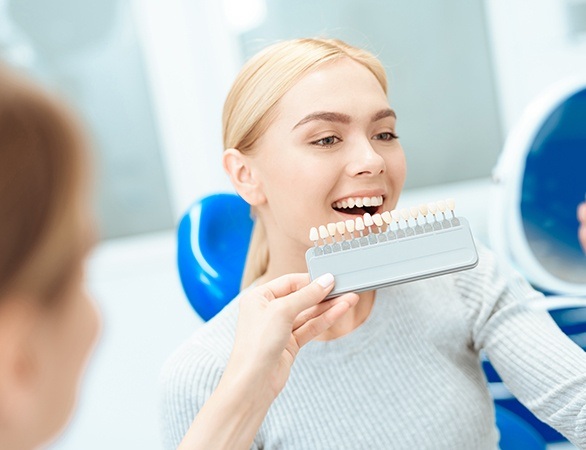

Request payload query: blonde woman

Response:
[161,38,586,449]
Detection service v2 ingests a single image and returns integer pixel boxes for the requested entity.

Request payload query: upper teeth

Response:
[333,196,383,209]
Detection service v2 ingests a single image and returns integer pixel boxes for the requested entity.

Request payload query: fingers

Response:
[292,295,353,330]
[254,273,311,300]
[294,292,359,347]
[275,273,337,318]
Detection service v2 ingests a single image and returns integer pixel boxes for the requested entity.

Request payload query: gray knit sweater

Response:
[160,246,586,449]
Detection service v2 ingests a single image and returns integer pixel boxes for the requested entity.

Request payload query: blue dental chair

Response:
[177,193,253,321]
[176,192,550,449]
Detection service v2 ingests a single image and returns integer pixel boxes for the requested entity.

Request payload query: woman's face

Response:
[30,259,101,447]
[251,57,407,255]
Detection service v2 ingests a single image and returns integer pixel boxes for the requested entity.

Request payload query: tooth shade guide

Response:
[305,213,478,299]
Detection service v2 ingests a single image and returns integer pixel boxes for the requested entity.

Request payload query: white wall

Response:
[484,0,586,135]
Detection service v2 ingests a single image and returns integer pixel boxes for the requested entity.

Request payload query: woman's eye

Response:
[311,135,341,147]
[373,132,399,141]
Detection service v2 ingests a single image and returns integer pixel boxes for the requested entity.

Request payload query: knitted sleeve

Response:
[454,244,586,448]
[159,344,225,449]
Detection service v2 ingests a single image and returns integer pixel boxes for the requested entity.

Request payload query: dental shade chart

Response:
[306,199,479,299]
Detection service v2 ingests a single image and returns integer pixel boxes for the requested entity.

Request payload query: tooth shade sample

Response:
[381,211,392,225]
[372,214,383,227]
[345,219,355,233]
[363,213,374,226]
[309,227,319,242]
[355,216,365,231]
[327,222,337,237]
[319,225,329,239]
[336,221,346,235]
[446,198,456,211]
[428,202,438,214]
[419,204,429,216]
[400,208,410,221]
[410,206,419,219]
[391,210,401,222]
[437,200,447,212]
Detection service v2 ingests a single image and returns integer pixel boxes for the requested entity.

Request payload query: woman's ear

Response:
[222,148,266,206]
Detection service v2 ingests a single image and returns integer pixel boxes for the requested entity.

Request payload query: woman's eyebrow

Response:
[292,111,351,130]
[372,108,397,122]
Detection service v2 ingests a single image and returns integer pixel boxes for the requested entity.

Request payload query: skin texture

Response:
[224,57,406,339]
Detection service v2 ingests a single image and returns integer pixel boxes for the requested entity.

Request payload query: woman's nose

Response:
[346,140,385,177]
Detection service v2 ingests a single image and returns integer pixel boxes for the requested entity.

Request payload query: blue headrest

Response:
[177,193,253,321]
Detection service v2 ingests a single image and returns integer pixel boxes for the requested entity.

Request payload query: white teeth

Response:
[311,198,461,243]
[332,195,383,210]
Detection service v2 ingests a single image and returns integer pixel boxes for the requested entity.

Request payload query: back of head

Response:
[0,64,91,305]
[222,38,388,288]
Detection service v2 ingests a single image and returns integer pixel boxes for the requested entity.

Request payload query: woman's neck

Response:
[314,290,375,341]
[258,230,375,341]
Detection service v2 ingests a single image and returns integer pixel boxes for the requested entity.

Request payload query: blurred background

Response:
[1,0,585,448]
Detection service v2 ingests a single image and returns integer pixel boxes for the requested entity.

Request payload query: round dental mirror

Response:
[491,76,586,295]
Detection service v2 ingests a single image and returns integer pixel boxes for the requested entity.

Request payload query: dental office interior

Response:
[1,0,586,448]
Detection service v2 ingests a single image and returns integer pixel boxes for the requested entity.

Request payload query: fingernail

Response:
[316,273,334,288]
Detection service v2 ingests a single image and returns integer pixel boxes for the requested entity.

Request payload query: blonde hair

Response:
[222,38,388,289]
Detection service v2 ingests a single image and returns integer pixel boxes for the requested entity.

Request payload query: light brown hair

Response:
[0,65,93,305]
[222,38,388,288]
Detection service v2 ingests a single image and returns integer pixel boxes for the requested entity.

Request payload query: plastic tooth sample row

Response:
[309,198,460,248]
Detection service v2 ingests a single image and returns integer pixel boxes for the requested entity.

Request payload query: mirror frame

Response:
[490,75,586,296]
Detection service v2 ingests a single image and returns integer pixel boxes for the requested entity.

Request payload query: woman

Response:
[0,64,352,449]
[0,65,101,449]
[161,38,586,449]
